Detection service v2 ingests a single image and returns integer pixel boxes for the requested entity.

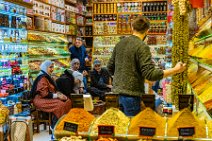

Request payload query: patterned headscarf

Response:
[39,60,54,75]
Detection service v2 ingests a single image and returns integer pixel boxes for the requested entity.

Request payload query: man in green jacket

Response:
[107,16,186,116]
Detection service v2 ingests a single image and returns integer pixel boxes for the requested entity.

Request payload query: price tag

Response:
[63,122,78,134]
[179,95,194,111]
[98,125,114,137]
[178,127,195,136]
[139,127,156,137]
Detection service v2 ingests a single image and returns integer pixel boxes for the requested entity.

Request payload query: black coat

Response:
[56,70,75,98]
[90,68,112,90]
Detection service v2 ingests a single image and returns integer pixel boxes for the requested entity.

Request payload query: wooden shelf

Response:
[85,24,93,26]
[149,20,167,22]
[86,5,93,7]
[93,2,117,4]
[93,20,116,22]
[117,12,142,14]
[5,0,33,8]
[52,20,65,25]
[84,36,93,37]
[118,0,141,2]
[148,32,167,35]
[35,0,65,9]
[142,0,168,2]
[85,15,93,17]
[65,0,77,5]
[94,13,117,15]
[66,22,76,25]
[28,29,66,35]
[142,11,167,14]
[33,14,51,19]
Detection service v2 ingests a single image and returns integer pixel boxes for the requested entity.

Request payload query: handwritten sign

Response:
[142,95,155,110]
[63,122,78,133]
[179,95,194,111]
[98,125,114,137]
[139,127,156,137]
[178,127,195,136]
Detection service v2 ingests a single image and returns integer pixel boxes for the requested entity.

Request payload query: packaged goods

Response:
[167,108,206,138]
[55,108,95,133]
[90,108,130,135]
[128,107,165,136]
[0,101,9,124]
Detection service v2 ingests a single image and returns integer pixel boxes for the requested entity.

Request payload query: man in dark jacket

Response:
[87,60,112,101]
[107,16,186,116]
[69,37,89,72]
[69,37,89,91]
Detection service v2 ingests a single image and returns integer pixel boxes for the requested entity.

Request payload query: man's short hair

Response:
[132,16,150,34]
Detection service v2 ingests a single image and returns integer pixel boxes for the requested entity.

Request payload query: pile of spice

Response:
[55,108,95,133]
[128,107,165,136]
[90,108,130,135]
[167,108,206,138]
[96,137,118,141]
[208,120,212,138]
[59,136,86,141]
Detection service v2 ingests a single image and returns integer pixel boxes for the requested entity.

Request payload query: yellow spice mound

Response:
[55,108,95,133]
[167,108,206,138]
[128,107,165,136]
[90,108,130,135]
[208,120,212,138]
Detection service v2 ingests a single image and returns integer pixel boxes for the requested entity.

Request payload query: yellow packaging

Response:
[97,4,100,14]
[114,3,117,13]
[111,3,113,13]
[104,4,106,13]
[94,4,96,14]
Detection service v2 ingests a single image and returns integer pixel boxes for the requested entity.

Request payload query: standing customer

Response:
[87,59,112,101]
[69,37,89,90]
[107,16,186,116]
[31,60,72,129]
[69,37,89,72]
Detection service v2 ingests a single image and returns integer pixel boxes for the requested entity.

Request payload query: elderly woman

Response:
[31,60,72,129]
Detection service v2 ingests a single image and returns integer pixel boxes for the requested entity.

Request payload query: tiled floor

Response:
[33,130,51,141]
[33,125,52,141]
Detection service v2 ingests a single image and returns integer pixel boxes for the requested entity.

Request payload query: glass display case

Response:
[27,30,70,78]
[0,0,28,107]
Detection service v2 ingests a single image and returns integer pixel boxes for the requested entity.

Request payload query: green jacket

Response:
[107,35,164,97]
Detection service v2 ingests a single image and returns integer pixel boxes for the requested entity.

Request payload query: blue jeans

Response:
[119,95,141,116]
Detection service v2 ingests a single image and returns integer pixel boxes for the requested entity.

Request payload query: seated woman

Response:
[87,59,113,101]
[30,60,72,130]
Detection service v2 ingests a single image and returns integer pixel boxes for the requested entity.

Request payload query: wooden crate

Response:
[105,93,119,109]
[71,94,84,108]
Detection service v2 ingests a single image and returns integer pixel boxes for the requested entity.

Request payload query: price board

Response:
[98,125,114,137]
[178,127,195,136]
[63,122,78,134]
[139,127,156,137]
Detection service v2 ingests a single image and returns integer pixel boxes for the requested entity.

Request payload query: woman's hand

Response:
[57,92,68,101]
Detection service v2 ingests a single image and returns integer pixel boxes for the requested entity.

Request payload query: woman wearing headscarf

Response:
[30,60,72,129]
